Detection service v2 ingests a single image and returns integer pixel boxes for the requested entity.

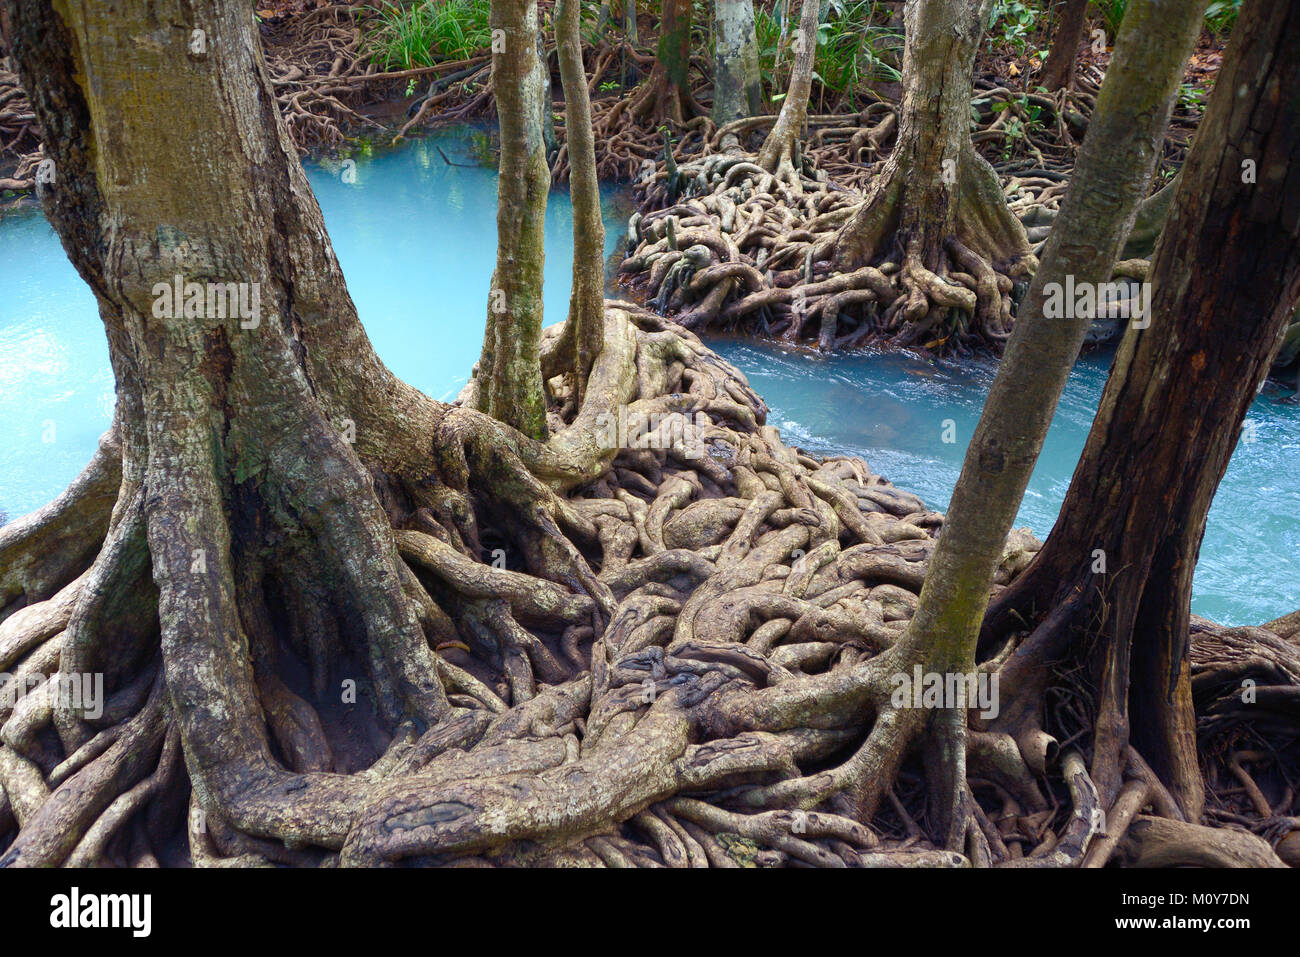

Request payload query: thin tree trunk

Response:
[713,0,762,132]
[625,0,639,43]
[757,0,819,171]
[890,0,1203,844]
[475,0,551,440]
[1040,0,1091,91]
[556,0,607,403]
[987,0,1300,821]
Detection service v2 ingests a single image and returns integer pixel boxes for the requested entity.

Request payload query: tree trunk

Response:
[756,0,819,173]
[985,0,1300,822]
[0,0,464,862]
[878,0,1204,844]
[1039,0,1091,91]
[625,0,639,44]
[474,0,551,440]
[713,0,762,132]
[556,0,607,403]
[649,0,694,122]
[830,0,1034,343]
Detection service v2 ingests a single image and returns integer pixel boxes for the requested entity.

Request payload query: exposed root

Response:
[1,304,1294,867]
[619,123,1040,353]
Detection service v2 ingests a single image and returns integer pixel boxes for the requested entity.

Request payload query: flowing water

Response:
[1,127,1296,625]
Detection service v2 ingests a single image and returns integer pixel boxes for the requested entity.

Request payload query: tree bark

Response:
[713,0,762,132]
[757,0,819,172]
[0,0,468,859]
[556,0,607,404]
[1040,0,1091,91]
[651,0,694,122]
[986,0,1300,822]
[474,0,551,440]
[887,0,1203,843]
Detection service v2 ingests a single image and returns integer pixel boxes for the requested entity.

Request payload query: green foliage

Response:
[1177,82,1205,113]
[1089,0,1238,48]
[1203,0,1241,35]
[363,0,493,70]
[979,90,1048,160]
[1089,0,1128,39]
[986,0,1040,53]
[755,0,902,108]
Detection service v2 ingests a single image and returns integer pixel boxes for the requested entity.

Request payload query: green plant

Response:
[1177,82,1205,113]
[1089,0,1128,39]
[756,0,902,109]
[986,92,1045,159]
[986,0,1039,53]
[363,0,493,70]
[1203,0,1241,35]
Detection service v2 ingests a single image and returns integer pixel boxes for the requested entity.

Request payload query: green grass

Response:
[363,0,493,71]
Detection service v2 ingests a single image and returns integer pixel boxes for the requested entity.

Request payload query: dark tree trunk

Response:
[1040,0,1091,91]
[986,0,1300,822]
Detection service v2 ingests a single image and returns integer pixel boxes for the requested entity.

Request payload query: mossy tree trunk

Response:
[713,0,762,132]
[474,0,551,440]
[0,0,629,866]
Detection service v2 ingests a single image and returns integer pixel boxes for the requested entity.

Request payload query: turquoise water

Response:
[710,340,1300,627]
[1,129,1296,625]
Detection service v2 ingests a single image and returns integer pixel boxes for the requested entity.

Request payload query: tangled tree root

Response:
[0,60,40,193]
[0,304,1294,868]
[617,93,1175,355]
[617,115,1032,353]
